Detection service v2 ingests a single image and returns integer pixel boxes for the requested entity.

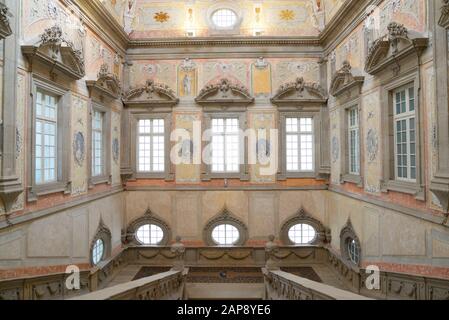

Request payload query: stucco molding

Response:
[22,25,85,80]
[271,77,327,107]
[329,61,365,97]
[195,78,254,107]
[123,79,179,108]
[279,207,331,246]
[86,64,121,100]
[439,0,449,28]
[364,22,428,76]
[124,207,172,246]
[0,2,12,39]
[203,206,248,246]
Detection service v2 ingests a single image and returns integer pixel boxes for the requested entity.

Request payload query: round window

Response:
[92,239,104,265]
[136,224,164,245]
[211,9,238,28]
[347,238,360,264]
[288,223,317,244]
[212,224,240,245]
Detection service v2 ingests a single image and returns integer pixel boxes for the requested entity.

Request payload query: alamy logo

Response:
[65,265,80,290]
[365,265,380,290]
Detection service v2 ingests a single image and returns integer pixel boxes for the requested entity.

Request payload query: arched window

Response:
[211,9,238,28]
[90,219,111,266]
[211,224,240,245]
[288,223,317,245]
[340,219,361,267]
[136,224,164,245]
[125,208,171,246]
[203,207,248,246]
[280,208,330,246]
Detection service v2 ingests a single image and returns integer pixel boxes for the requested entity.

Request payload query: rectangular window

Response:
[92,110,104,177]
[138,119,165,172]
[348,107,360,175]
[35,90,58,184]
[211,118,239,173]
[394,86,416,182]
[286,117,314,172]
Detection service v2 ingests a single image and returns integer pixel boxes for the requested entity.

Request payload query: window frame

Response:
[89,103,111,186]
[278,112,320,179]
[130,112,172,180]
[340,100,363,185]
[381,74,423,199]
[28,76,71,202]
[202,112,249,181]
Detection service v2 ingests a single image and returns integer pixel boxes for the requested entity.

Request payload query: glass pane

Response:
[212,224,240,245]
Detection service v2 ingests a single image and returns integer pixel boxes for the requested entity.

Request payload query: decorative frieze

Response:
[86,64,122,100]
[22,25,86,80]
[0,2,12,39]
[195,78,254,107]
[365,22,428,75]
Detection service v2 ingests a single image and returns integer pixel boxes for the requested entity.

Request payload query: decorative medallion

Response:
[112,138,120,164]
[366,129,378,163]
[331,136,340,163]
[154,11,170,23]
[73,131,85,167]
[279,9,295,21]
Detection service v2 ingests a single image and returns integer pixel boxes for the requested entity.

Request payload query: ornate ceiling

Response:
[99,0,347,39]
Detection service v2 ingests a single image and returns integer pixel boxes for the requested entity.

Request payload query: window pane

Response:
[138,119,165,173]
[212,224,240,245]
[288,224,316,244]
[92,111,104,177]
[211,118,240,173]
[136,224,164,245]
[212,9,237,28]
[35,91,57,185]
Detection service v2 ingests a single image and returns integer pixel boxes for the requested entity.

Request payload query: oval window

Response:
[136,224,164,245]
[288,223,317,244]
[212,9,238,28]
[92,238,104,265]
[347,238,360,264]
[212,224,240,245]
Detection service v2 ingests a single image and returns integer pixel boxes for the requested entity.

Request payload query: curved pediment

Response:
[21,25,85,80]
[195,79,254,107]
[330,61,365,97]
[0,3,12,39]
[365,22,428,75]
[86,64,121,100]
[271,77,327,106]
[439,0,449,28]
[123,79,179,108]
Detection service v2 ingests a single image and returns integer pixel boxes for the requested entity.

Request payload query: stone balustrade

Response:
[262,268,371,300]
[72,268,189,300]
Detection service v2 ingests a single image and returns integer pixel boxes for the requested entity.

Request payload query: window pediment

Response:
[86,64,121,100]
[329,61,364,98]
[22,25,86,80]
[365,22,428,76]
[123,79,179,108]
[203,206,248,246]
[439,1,449,28]
[271,77,327,107]
[0,3,12,39]
[124,207,171,246]
[195,78,254,107]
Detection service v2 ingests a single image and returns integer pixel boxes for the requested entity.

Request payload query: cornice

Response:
[128,36,321,49]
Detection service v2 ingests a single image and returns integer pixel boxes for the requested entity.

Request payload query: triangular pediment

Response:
[0,3,12,39]
[271,77,327,106]
[330,61,364,97]
[365,22,428,75]
[195,79,254,107]
[123,79,179,107]
[86,64,121,100]
[21,25,85,80]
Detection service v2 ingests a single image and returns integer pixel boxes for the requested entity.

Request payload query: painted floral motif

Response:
[280,9,295,21]
[73,132,85,167]
[112,138,120,164]
[154,11,170,23]
[366,129,379,163]
[331,136,340,163]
